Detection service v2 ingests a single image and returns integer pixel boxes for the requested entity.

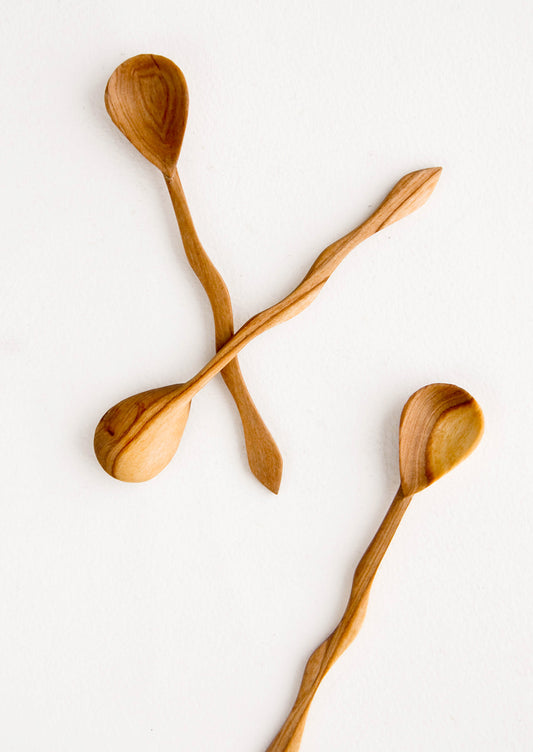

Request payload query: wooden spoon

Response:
[265,383,484,752]
[94,167,442,483]
[105,53,283,493]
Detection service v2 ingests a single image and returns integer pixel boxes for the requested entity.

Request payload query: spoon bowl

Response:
[94,384,190,482]
[399,383,484,496]
[105,54,188,176]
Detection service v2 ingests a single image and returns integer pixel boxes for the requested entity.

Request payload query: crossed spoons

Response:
[94,162,441,482]
[105,54,282,492]
[95,55,484,752]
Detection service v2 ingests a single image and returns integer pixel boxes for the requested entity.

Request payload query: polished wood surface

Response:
[265,384,483,751]
[105,54,282,492]
[94,167,442,482]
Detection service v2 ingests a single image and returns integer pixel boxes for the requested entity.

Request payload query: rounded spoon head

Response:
[399,383,484,496]
[94,384,191,482]
[105,53,188,177]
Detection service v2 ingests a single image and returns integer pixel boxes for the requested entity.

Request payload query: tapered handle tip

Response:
[377,166,442,230]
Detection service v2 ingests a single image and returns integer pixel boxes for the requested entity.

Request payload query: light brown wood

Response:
[94,166,442,482]
[265,383,484,752]
[399,383,484,495]
[105,54,283,493]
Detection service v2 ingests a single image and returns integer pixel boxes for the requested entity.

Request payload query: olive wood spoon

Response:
[94,166,442,482]
[266,383,484,752]
[105,53,283,493]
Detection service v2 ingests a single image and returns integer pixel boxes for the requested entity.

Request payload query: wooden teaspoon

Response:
[265,383,484,752]
[94,167,442,483]
[105,54,283,493]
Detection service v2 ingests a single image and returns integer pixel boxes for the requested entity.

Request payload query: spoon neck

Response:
[164,168,188,224]
[163,165,180,187]
[349,486,413,601]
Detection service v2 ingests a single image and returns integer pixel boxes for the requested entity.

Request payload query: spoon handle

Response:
[265,487,413,752]
[179,167,441,402]
[165,170,283,493]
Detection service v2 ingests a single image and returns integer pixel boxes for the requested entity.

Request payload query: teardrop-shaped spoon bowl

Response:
[400,382,484,495]
[105,54,188,176]
[94,384,190,482]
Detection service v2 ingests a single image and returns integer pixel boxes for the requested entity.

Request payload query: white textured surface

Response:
[1,1,532,750]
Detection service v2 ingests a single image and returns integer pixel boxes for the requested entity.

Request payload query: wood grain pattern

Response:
[94,167,442,482]
[105,54,282,493]
[265,384,484,752]
[105,54,187,176]
[165,170,283,492]
[399,383,484,495]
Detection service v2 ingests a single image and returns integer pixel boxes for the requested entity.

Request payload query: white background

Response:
[1,1,532,750]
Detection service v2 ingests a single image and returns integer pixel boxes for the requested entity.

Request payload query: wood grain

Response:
[264,383,483,751]
[266,487,411,752]
[399,383,484,495]
[165,170,283,492]
[105,54,282,492]
[94,167,442,482]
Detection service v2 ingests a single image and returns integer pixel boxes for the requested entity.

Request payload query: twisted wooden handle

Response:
[182,167,442,402]
[93,168,441,482]
[165,170,283,493]
[266,487,413,752]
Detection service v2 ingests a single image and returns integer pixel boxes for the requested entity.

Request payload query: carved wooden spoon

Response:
[94,167,441,483]
[265,383,484,752]
[105,53,283,493]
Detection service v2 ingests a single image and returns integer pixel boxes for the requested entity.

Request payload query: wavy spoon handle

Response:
[165,170,283,493]
[180,167,441,402]
[266,486,413,752]
[94,168,441,481]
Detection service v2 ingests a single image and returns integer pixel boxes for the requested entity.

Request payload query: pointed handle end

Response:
[376,166,442,231]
